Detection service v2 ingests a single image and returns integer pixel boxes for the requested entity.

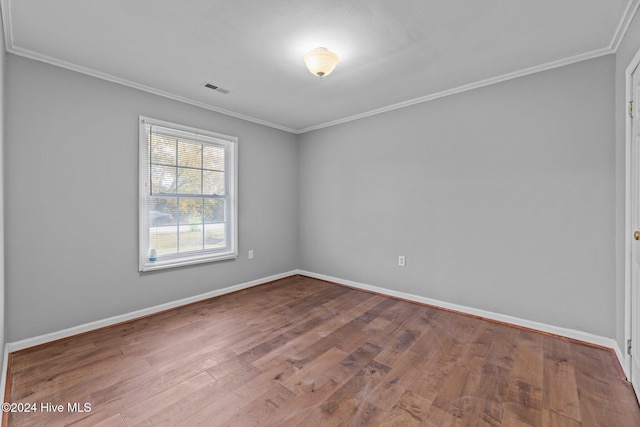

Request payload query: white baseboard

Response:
[6,270,298,354]
[298,270,627,377]
[0,344,8,404]
[4,269,629,387]
[612,341,628,378]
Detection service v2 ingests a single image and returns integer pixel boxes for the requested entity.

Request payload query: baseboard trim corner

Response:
[298,270,624,371]
[0,343,9,406]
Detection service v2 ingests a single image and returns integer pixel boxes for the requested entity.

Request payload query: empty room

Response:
[2,0,640,426]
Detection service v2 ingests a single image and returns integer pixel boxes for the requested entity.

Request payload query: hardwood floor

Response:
[5,275,640,426]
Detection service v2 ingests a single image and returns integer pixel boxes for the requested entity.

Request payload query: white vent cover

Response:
[204,83,230,94]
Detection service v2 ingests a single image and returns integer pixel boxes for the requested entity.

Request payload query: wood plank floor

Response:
[5,275,640,426]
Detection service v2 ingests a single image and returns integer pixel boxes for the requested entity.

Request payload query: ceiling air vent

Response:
[204,82,230,94]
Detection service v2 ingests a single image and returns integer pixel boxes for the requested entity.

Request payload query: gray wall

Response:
[615,11,640,352]
[299,56,616,338]
[5,55,299,342]
[0,9,5,354]
[4,28,629,345]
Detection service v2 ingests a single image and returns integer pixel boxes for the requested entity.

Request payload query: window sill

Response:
[139,251,238,272]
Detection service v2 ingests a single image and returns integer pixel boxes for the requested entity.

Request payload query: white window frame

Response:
[139,116,238,272]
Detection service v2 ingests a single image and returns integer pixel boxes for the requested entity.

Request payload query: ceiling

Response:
[1,0,637,133]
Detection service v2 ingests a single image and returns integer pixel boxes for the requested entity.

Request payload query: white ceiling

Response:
[2,0,637,133]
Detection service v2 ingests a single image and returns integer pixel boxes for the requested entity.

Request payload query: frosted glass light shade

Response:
[304,47,339,77]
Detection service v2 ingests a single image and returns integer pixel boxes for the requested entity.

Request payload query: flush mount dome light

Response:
[304,47,339,78]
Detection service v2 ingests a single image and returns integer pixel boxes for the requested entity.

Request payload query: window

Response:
[139,116,237,271]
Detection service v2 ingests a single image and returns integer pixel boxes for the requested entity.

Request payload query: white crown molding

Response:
[298,270,628,377]
[611,0,640,52]
[3,44,297,134]
[299,0,639,135]
[1,0,637,135]
[0,0,12,52]
[2,45,616,136]
[297,47,614,134]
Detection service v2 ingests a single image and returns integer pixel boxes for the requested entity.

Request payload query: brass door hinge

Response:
[628,339,633,355]
[630,100,634,119]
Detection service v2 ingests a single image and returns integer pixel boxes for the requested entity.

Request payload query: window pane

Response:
[179,226,204,253]
[148,197,177,226]
[151,136,176,165]
[205,223,226,250]
[204,198,225,223]
[178,141,202,168]
[204,145,225,171]
[177,167,202,194]
[151,165,177,194]
[178,198,203,225]
[203,170,225,195]
[149,229,178,256]
[177,198,204,253]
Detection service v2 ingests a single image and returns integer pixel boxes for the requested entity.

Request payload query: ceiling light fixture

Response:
[304,47,339,78]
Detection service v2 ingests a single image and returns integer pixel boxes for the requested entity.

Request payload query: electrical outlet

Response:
[248,250,254,259]
[398,255,406,267]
